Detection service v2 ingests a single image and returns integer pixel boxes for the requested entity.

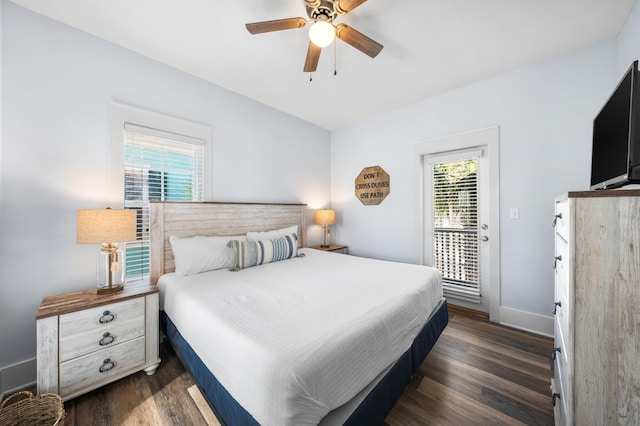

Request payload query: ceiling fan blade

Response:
[336,24,383,58]
[303,42,322,72]
[335,0,368,14]
[246,18,307,34]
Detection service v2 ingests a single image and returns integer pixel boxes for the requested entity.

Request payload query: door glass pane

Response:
[432,159,480,301]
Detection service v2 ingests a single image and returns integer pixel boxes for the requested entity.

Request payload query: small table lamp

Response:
[314,209,335,248]
[77,208,137,294]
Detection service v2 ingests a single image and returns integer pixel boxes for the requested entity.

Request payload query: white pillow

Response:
[246,225,298,242]
[169,235,247,276]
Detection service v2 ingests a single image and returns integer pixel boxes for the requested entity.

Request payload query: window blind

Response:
[123,123,205,283]
[432,158,481,303]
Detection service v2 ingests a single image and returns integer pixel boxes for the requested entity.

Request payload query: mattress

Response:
[158,248,442,426]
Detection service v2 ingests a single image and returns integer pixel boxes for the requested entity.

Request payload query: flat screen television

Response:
[590,60,640,190]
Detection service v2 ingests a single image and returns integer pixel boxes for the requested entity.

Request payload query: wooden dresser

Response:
[552,190,640,425]
[37,284,161,401]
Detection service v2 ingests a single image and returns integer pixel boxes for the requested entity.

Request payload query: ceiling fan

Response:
[245,0,383,73]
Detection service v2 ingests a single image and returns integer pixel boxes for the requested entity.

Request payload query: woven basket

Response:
[0,391,65,426]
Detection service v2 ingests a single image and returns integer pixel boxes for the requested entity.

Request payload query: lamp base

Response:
[97,284,124,295]
[321,226,331,248]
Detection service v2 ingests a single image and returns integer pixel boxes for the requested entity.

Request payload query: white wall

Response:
[330,41,624,332]
[0,1,3,211]
[618,0,640,74]
[0,1,330,395]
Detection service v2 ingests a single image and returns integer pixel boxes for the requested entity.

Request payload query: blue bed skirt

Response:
[163,299,448,425]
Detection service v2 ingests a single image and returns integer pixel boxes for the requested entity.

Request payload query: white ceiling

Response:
[10,0,637,130]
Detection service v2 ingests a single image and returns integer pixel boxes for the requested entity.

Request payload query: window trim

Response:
[109,101,213,207]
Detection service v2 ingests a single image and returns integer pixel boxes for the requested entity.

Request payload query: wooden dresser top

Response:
[566,189,640,198]
[37,283,158,319]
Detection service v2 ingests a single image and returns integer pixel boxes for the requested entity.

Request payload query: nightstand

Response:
[309,244,349,254]
[36,283,161,401]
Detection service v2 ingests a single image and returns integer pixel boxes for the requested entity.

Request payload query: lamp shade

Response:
[314,209,336,226]
[77,208,137,244]
[309,21,335,47]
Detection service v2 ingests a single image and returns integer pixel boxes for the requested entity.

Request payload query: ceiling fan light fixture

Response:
[309,21,335,47]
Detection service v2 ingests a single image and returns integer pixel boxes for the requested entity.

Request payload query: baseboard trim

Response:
[499,306,554,337]
[448,303,490,321]
[0,357,36,401]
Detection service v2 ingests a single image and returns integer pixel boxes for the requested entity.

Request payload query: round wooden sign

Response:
[355,165,390,205]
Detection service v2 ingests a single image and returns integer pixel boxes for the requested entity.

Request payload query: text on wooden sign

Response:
[355,166,390,205]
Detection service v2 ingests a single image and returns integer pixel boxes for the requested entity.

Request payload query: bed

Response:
[150,201,448,425]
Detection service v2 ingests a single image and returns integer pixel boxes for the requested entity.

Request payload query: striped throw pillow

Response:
[227,234,298,271]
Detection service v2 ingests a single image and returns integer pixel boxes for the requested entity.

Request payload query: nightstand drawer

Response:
[59,297,145,362]
[59,336,146,397]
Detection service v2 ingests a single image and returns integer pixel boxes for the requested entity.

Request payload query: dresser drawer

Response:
[553,315,571,426]
[59,336,146,397]
[553,355,569,426]
[554,236,569,294]
[554,286,569,356]
[59,297,145,362]
[554,315,570,373]
[554,238,570,348]
[554,200,569,242]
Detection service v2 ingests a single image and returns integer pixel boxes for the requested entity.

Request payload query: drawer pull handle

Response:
[552,392,561,407]
[553,255,562,270]
[99,311,115,324]
[552,347,561,360]
[552,213,562,227]
[99,332,115,346]
[99,358,115,373]
[553,301,562,315]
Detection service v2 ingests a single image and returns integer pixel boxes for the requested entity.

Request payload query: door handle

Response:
[481,236,489,242]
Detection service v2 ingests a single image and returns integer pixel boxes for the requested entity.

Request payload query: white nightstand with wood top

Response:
[309,244,349,254]
[36,283,161,401]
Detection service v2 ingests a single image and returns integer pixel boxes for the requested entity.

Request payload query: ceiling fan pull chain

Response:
[309,73,313,82]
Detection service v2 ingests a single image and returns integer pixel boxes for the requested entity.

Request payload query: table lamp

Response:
[77,208,137,294]
[314,209,335,248]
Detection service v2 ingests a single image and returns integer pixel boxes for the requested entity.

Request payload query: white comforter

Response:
[159,248,442,426]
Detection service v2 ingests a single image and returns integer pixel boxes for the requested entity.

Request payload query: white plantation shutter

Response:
[431,156,481,303]
[123,123,205,283]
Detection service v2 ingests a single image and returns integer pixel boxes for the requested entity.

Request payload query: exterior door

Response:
[416,127,499,319]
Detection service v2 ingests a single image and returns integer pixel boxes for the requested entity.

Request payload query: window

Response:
[110,102,212,285]
[123,124,205,282]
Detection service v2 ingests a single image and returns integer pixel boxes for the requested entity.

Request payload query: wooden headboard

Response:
[149,201,307,284]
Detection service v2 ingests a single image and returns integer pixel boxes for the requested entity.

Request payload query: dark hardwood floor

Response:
[384,305,554,425]
[8,305,554,425]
